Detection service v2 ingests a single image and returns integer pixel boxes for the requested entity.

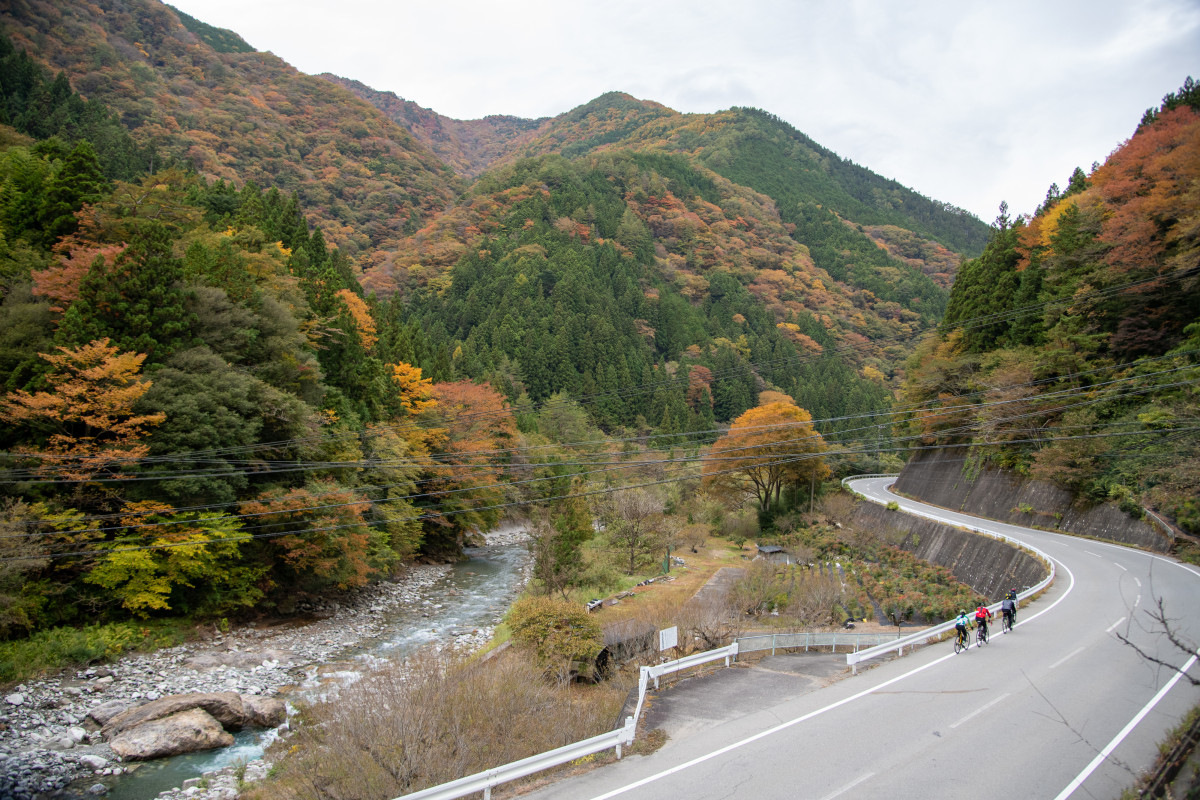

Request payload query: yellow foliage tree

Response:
[702,399,829,512]
[389,362,436,415]
[0,339,165,482]
[85,503,253,616]
[335,288,378,350]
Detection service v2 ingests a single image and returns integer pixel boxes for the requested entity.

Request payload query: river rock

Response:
[242,695,286,728]
[103,692,246,739]
[87,700,134,727]
[108,708,233,761]
[4,693,24,706]
[78,754,109,770]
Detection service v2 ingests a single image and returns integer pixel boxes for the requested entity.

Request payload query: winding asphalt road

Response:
[522,477,1200,800]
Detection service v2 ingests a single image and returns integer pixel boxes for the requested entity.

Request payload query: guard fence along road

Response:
[839,474,1056,673]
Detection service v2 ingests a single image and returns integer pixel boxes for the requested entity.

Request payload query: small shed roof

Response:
[757,544,785,554]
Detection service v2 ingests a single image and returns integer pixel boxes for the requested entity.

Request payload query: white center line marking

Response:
[950,693,1010,729]
[1050,647,1086,670]
[1134,594,1141,608]
[1085,550,1103,558]
[1134,577,1142,588]
[818,772,876,800]
[1114,563,1127,571]
[1106,617,1127,633]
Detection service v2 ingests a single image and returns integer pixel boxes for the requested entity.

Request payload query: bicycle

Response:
[953,627,970,654]
[1001,611,1014,634]
[976,623,989,646]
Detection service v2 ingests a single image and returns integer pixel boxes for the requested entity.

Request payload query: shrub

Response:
[506,596,604,683]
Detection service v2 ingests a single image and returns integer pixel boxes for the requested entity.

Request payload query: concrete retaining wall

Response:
[893,446,1169,552]
[851,502,1048,601]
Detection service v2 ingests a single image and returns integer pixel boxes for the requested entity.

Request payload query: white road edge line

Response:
[817,771,876,800]
[1049,647,1086,670]
[1078,537,1200,579]
[950,693,1010,729]
[583,542,1077,800]
[1053,652,1200,800]
[1106,617,1127,634]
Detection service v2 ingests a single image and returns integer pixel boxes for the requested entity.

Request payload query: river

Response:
[100,540,530,800]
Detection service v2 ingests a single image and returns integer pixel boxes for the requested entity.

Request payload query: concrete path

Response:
[641,653,849,742]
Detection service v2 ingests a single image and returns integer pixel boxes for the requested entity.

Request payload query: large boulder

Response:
[107,708,233,761]
[243,695,286,728]
[85,700,134,728]
[183,648,294,670]
[102,692,246,739]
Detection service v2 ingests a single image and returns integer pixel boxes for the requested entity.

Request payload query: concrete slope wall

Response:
[893,446,1169,552]
[851,501,1048,601]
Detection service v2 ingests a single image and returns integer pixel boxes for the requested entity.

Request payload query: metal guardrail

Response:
[398,716,636,800]
[841,474,1057,673]
[398,642,739,800]
[738,631,903,656]
[643,641,739,689]
[841,473,899,492]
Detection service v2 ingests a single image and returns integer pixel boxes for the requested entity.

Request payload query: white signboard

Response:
[659,625,678,651]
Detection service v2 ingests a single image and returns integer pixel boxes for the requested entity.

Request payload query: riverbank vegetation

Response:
[246,648,631,800]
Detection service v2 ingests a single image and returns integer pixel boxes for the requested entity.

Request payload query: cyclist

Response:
[1001,591,1017,632]
[974,603,993,641]
[954,609,972,649]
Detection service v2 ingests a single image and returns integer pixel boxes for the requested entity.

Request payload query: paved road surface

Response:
[519,477,1200,800]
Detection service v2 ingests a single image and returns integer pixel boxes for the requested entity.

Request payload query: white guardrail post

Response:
[840,474,1056,673]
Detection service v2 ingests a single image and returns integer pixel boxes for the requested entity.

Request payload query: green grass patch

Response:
[0,620,190,684]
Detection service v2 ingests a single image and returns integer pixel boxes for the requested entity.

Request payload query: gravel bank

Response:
[0,561,469,799]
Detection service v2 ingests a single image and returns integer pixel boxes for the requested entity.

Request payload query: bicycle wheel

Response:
[954,633,966,654]
[1002,614,1012,634]
[978,627,988,645]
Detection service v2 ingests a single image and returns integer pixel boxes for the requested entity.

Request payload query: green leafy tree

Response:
[531,478,593,598]
[37,140,109,247]
[85,504,258,617]
[56,221,194,362]
[506,595,604,683]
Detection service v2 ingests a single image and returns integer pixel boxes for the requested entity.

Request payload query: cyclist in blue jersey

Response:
[954,610,972,650]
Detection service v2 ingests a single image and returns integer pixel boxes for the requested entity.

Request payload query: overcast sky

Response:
[165,0,1199,223]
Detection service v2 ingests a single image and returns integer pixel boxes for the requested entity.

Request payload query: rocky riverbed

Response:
[0,525,532,800]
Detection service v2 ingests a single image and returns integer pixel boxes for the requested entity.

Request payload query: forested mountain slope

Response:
[0,0,997,640]
[900,78,1200,537]
[1,0,462,255]
[321,74,548,180]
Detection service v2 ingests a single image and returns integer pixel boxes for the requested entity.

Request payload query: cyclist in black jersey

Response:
[1001,589,1017,632]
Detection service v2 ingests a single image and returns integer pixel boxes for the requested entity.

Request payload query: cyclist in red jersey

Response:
[974,604,993,640]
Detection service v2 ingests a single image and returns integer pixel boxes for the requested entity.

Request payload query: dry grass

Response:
[247,648,629,800]
[583,535,749,656]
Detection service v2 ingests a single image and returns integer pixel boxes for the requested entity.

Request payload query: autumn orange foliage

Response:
[0,339,164,481]
[702,399,829,511]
